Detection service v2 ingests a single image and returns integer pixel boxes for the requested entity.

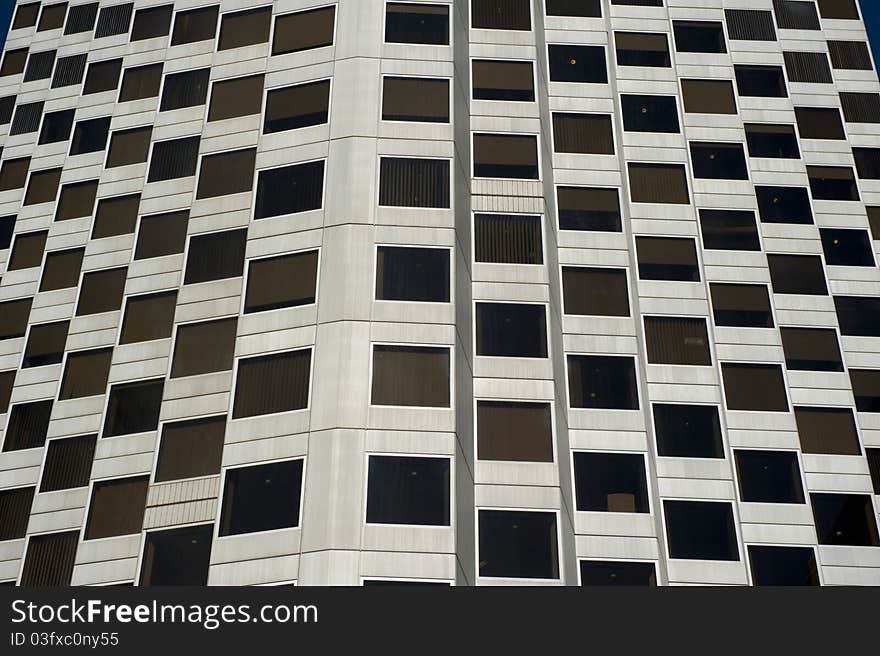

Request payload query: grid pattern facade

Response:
[0,0,879,586]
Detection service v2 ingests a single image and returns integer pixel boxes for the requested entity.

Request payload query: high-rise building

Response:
[0,0,879,587]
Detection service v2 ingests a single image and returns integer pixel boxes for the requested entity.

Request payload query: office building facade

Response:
[0,0,879,586]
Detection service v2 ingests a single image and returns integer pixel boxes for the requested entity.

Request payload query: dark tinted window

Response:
[51,53,86,88]
[784,51,833,83]
[160,69,209,111]
[574,452,649,512]
[568,355,638,410]
[378,158,449,208]
[644,317,711,366]
[681,79,737,114]
[735,65,787,97]
[195,148,256,199]
[24,169,63,206]
[155,416,225,483]
[232,350,312,418]
[0,48,28,77]
[472,60,533,101]
[628,164,689,204]
[636,237,700,282]
[0,487,34,540]
[795,406,861,455]
[745,124,800,158]
[476,303,547,358]
[11,101,44,136]
[219,460,304,535]
[272,6,336,56]
[735,450,804,503]
[40,434,96,492]
[811,493,880,546]
[385,3,449,45]
[781,327,843,371]
[130,4,171,41]
[562,267,629,317]
[725,9,776,41]
[263,80,330,132]
[84,476,149,539]
[208,74,264,122]
[835,296,880,336]
[0,298,33,340]
[472,0,530,30]
[56,180,98,221]
[548,44,607,83]
[479,510,559,579]
[103,379,164,437]
[615,32,670,67]
[119,63,162,101]
[767,254,827,295]
[376,247,449,302]
[218,6,271,50]
[557,187,620,231]
[690,142,748,179]
[756,186,813,225]
[807,166,859,201]
[773,0,820,29]
[795,107,845,140]
[92,193,141,239]
[851,369,880,412]
[710,283,774,328]
[38,3,67,31]
[382,77,449,122]
[0,371,13,413]
[673,21,726,53]
[817,0,860,19]
[477,401,552,462]
[134,210,188,259]
[371,346,450,407]
[854,148,880,180]
[868,449,880,494]
[84,58,122,94]
[184,230,247,284]
[245,251,318,313]
[828,41,872,70]
[23,321,68,368]
[366,456,450,525]
[120,291,177,344]
[40,247,85,292]
[653,404,724,458]
[106,127,152,167]
[171,318,237,378]
[140,524,212,586]
[64,3,98,35]
[474,214,542,264]
[749,546,819,586]
[552,113,614,154]
[473,133,539,179]
[664,500,739,560]
[171,6,218,45]
[76,268,127,316]
[721,363,789,412]
[254,161,324,217]
[0,157,30,191]
[69,117,110,155]
[580,560,656,586]
[12,3,40,30]
[700,210,761,251]
[95,2,133,38]
[3,400,52,451]
[23,49,56,82]
[20,531,78,586]
[840,92,880,123]
[0,96,14,124]
[621,95,679,133]
[9,231,47,271]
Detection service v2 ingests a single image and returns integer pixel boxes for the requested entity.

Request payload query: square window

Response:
[130,4,172,41]
[725,9,777,41]
[673,21,726,53]
[24,169,62,206]
[477,401,552,462]
[155,416,225,483]
[106,127,152,168]
[371,345,450,407]
[263,80,330,132]
[644,316,711,366]
[548,44,607,82]
[828,40,872,70]
[140,524,212,585]
[69,117,111,156]
[40,434,96,492]
[472,0,530,30]
[208,74,264,122]
[835,296,880,336]
[568,355,638,410]
[854,148,880,180]
[615,32,670,67]
[23,49,56,82]
[574,452,649,512]
[735,65,787,97]
[817,0,860,19]
[171,6,219,46]
[557,187,620,232]
[120,291,177,344]
[19,531,78,586]
[245,251,318,313]
[636,236,699,282]
[562,267,629,317]
[681,79,737,114]
[23,321,68,368]
[218,6,271,51]
[64,3,98,35]
[366,456,450,525]
[472,60,533,101]
[628,164,689,204]
[171,318,237,378]
[808,166,859,201]
[850,369,880,412]
[8,230,48,270]
[254,161,324,217]
[184,229,247,284]
[56,180,98,222]
[552,113,614,154]
[3,400,52,451]
[774,0,820,29]
[756,186,813,225]
[0,298,33,340]
[735,450,804,503]
[840,92,880,123]
[0,157,31,191]
[621,95,679,132]
[653,404,724,458]
[95,3,133,38]
[781,327,843,371]
[721,363,789,412]
[700,210,761,251]
[784,51,833,83]
[12,3,40,29]
[580,560,656,586]
[0,487,35,540]
[664,500,739,560]
[59,348,112,400]
[84,476,149,539]
[473,133,538,179]
[92,193,141,239]
[749,546,819,586]
[385,3,448,45]
[272,6,336,56]
[378,157,449,208]
[0,48,29,77]
[795,406,861,455]
[133,210,188,259]
[195,148,256,199]
[220,460,304,535]
[40,247,85,292]
[811,493,879,546]
[119,63,162,101]
[233,349,312,418]
[767,254,827,295]
[795,107,845,140]
[159,69,209,111]
[710,283,774,328]
[474,214,542,264]
[147,136,201,183]
[478,510,559,579]
[382,77,449,122]
[83,58,122,94]
[745,124,800,158]
[103,379,164,437]
[376,246,449,302]
[10,101,44,136]
[476,303,546,358]
[690,142,748,179]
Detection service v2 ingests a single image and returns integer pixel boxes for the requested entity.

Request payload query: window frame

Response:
[473,300,549,360]
[252,156,328,218]
[661,497,743,562]
[362,452,454,528]
[372,243,453,304]
[261,75,333,134]
[379,73,452,124]
[239,246,322,317]
[376,154,452,209]
[269,4,339,58]
[570,449,653,514]
[470,131,542,181]
[472,211,546,266]
[473,396,557,465]
[469,56,537,104]
[367,342,454,409]
[565,352,641,412]
[229,347,315,421]
[475,507,563,582]
[167,4,222,49]
[469,0,533,32]
[381,1,453,47]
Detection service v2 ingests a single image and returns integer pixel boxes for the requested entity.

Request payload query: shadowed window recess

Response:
[140,524,213,586]
[130,4,172,41]
[473,133,539,178]
[171,318,237,378]
[756,186,813,225]
[767,254,828,295]
[735,65,787,97]
[264,80,330,132]
[84,58,122,94]
[835,296,880,336]
[196,148,256,199]
[644,317,712,366]
[119,63,162,101]
[184,229,247,284]
[366,456,450,525]
[134,210,188,259]
[472,0,531,30]
[160,69,209,111]
[622,95,679,132]
[749,546,819,586]
[636,237,700,281]
[20,531,79,586]
[653,404,724,458]
[795,407,861,455]
[664,500,739,561]
[3,400,52,451]
[710,283,774,328]
[552,113,614,154]
[0,487,34,540]
[615,32,670,67]
[574,452,649,512]
[811,493,880,546]
[672,21,726,53]
[120,291,177,344]
[106,127,152,167]
[780,328,843,371]
[690,142,748,179]
[254,161,324,217]
[385,3,449,45]
[171,5,218,45]
[379,158,449,208]
[478,510,559,579]
[376,247,449,302]
[721,363,789,412]
[681,79,737,114]
[557,187,621,232]
[568,355,639,410]
[208,74,264,122]
[548,44,607,82]
[476,303,547,358]
[725,9,776,41]
[23,321,68,368]
[218,7,271,51]
[103,379,164,437]
[628,164,689,204]
[850,369,880,412]
[735,450,804,503]
[41,435,96,492]
[55,180,98,222]
[272,6,336,56]
[220,460,304,535]
[92,193,140,239]
[40,248,84,292]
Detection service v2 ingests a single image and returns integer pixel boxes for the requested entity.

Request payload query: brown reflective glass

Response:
[218,6,271,50]
[272,6,335,56]
[106,127,152,167]
[195,148,256,199]
[155,416,225,482]
[382,77,449,122]
[56,181,98,221]
[263,80,330,133]
[3,399,52,451]
[39,248,84,292]
[20,531,78,586]
[119,63,163,101]
[795,407,861,455]
[41,434,96,492]
[77,268,127,316]
[120,291,177,344]
[644,316,712,365]
[563,267,629,316]
[171,318,237,378]
[23,321,68,368]
[134,210,188,259]
[781,328,843,371]
[92,193,141,239]
[83,58,122,94]
[472,60,534,101]
[85,476,149,539]
[24,169,62,206]
[0,157,31,191]
[477,401,552,462]
[0,298,33,340]
[552,113,614,154]
[8,231,47,270]
[721,363,789,412]
[628,163,689,204]
[171,6,219,45]
[371,346,450,407]
[208,74,264,121]
[184,229,247,284]
[59,348,113,400]
[233,349,312,418]
[244,251,318,313]
[130,4,172,41]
